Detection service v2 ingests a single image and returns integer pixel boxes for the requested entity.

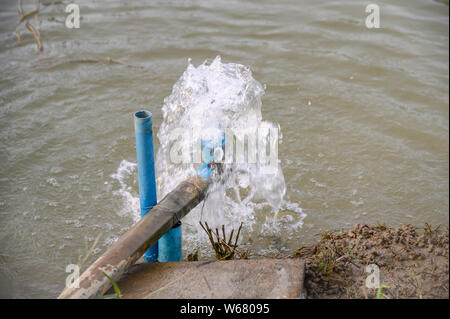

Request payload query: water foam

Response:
[154,56,306,255]
[110,159,140,223]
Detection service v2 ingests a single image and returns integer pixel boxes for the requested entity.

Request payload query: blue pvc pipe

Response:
[158,132,225,262]
[134,111,225,263]
[134,110,158,262]
[158,221,182,262]
[196,131,225,180]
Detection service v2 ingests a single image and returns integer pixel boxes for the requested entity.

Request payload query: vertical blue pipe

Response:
[158,221,182,262]
[134,110,158,262]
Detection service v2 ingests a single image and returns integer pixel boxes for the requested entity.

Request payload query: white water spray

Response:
[154,56,306,256]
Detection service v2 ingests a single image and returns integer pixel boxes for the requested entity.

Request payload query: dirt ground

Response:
[291,223,449,299]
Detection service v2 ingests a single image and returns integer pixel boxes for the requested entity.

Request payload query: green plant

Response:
[314,245,337,275]
[346,244,357,260]
[99,272,122,299]
[58,233,102,299]
[375,285,390,299]
[78,233,102,269]
[411,270,424,299]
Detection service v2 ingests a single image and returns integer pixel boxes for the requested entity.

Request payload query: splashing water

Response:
[154,56,306,256]
[110,160,140,223]
[110,56,305,256]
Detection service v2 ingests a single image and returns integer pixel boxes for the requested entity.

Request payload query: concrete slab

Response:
[113,258,305,299]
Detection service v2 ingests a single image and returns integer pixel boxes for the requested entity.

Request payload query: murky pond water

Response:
[0,0,448,298]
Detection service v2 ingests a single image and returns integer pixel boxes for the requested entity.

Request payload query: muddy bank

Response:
[291,223,449,299]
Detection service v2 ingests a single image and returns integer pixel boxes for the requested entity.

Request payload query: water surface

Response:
[0,0,448,298]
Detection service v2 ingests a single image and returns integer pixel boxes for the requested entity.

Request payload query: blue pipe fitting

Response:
[196,130,225,180]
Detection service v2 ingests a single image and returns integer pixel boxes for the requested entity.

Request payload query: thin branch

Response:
[25,22,42,51]
[222,225,226,244]
[234,222,243,248]
[34,0,40,34]
[200,221,217,249]
[227,229,234,246]
[16,0,42,52]
[199,222,246,260]
[144,269,192,298]
[202,275,214,298]
[15,0,24,43]
[27,57,148,70]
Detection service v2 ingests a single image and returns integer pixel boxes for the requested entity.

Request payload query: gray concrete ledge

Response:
[113,258,305,299]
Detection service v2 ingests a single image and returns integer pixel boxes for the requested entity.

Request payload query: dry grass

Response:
[199,221,250,260]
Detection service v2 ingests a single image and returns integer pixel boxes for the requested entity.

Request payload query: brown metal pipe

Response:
[58,176,209,299]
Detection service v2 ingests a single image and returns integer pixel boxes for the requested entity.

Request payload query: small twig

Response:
[222,225,226,244]
[214,228,220,242]
[15,0,24,43]
[19,9,38,24]
[25,22,42,51]
[199,221,214,247]
[145,269,191,298]
[42,1,63,6]
[16,0,42,52]
[34,0,40,36]
[218,238,248,259]
[27,57,147,70]
[202,275,214,299]
[18,0,24,15]
[323,243,362,269]
[234,222,243,248]
[199,222,246,260]
[227,229,234,246]
[78,233,102,269]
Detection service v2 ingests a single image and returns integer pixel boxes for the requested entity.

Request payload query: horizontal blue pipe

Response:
[134,110,158,262]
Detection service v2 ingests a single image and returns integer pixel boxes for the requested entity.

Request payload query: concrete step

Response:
[113,258,305,299]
